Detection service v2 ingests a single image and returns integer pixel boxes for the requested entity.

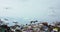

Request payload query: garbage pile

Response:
[0,19,60,32]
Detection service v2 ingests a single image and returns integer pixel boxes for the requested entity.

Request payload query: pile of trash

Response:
[0,19,60,32]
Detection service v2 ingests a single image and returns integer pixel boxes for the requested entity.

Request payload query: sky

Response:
[0,0,60,25]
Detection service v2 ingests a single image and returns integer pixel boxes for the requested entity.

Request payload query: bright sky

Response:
[0,0,60,25]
